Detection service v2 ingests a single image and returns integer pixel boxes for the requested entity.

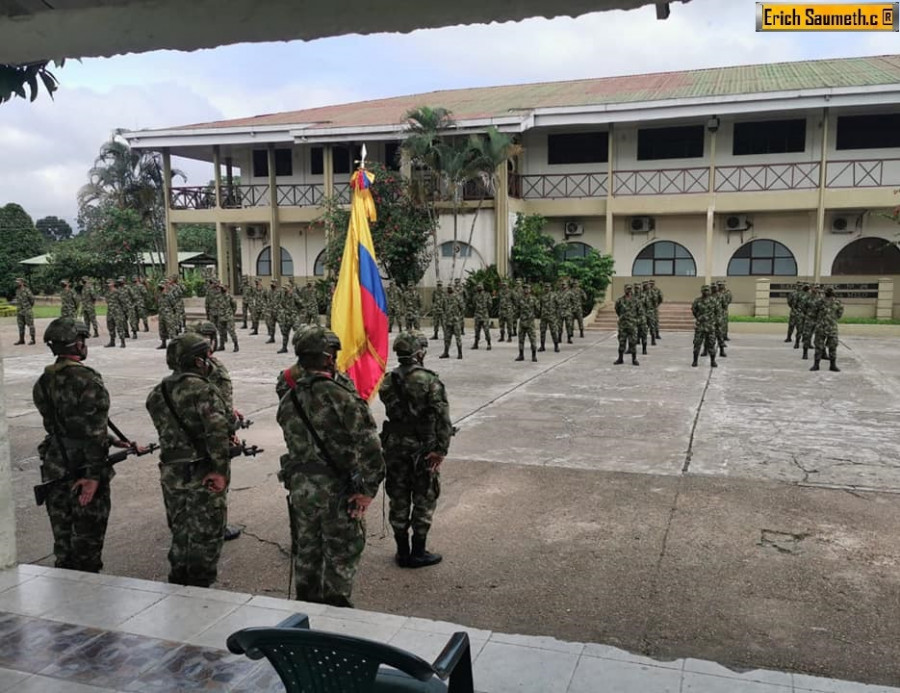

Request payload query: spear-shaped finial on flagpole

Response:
[359,143,367,170]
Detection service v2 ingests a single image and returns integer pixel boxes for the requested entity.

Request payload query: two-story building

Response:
[124,54,900,315]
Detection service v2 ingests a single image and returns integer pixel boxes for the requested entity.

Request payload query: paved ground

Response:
[3,317,900,687]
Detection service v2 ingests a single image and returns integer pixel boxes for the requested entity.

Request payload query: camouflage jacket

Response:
[516,292,539,324]
[431,288,445,317]
[814,296,844,335]
[276,363,359,402]
[539,290,558,320]
[473,291,492,320]
[81,285,97,310]
[379,363,452,455]
[33,358,112,481]
[691,295,720,330]
[60,288,78,318]
[615,295,641,328]
[276,372,385,497]
[15,285,34,314]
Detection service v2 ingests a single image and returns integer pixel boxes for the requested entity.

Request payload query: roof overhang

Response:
[1,0,688,64]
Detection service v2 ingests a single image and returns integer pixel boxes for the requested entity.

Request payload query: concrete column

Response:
[162,150,178,277]
[605,125,615,258]
[705,204,715,284]
[0,358,16,568]
[213,146,222,208]
[268,145,282,283]
[495,162,510,277]
[877,277,894,320]
[225,157,234,206]
[323,145,335,198]
[755,278,771,318]
[813,108,829,284]
[213,147,228,285]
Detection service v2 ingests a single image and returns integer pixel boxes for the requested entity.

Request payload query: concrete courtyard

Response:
[2,316,900,687]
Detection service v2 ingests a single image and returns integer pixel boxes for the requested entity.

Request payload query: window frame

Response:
[732,119,806,156]
[727,239,797,277]
[836,113,900,151]
[637,125,705,161]
[547,132,609,165]
[256,246,295,277]
[632,241,697,276]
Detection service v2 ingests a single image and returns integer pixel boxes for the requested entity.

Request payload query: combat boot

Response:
[471,338,479,350]
[810,357,820,371]
[656,332,661,340]
[499,329,505,342]
[265,334,275,344]
[251,327,259,335]
[538,337,545,352]
[829,358,840,372]
[614,350,624,365]
[784,331,792,343]
[631,352,639,366]
[553,341,559,353]
[457,344,463,360]
[28,328,35,345]
[394,532,410,568]
[92,329,99,338]
[580,328,584,338]
[104,337,116,348]
[793,335,800,349]
[241,321,248,330]
[232,339,239,353]
[432,331,440,340]
[14,328,24,345]
[531,348,537,362]
[278,336,289,354]
[719,346,727,358]
[132,329,138,339]
[515,348,525,362]
[156,339,167,350]
[641,338,647,355]
[710,355,718,368]
[407,535,442,569]
[692,349,699,367]
[567,335,573,344]
[650,335,656,346]
[486,339,491,351]
[802,346,809,360]
[143,320,149,332]
[119,337,126,348]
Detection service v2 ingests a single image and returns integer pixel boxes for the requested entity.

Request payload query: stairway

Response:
[590,302,695,332]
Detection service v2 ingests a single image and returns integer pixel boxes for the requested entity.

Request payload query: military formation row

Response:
[784,283,844,372]
[235,277,331,354]
[613,280,670,366]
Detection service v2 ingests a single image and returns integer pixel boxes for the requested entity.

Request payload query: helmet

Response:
[189,321,218,337]
[293,326,341,357]
[43,318,89,346]
[393,331,425,357]
[701,284,710,291]
[166,333,210,371]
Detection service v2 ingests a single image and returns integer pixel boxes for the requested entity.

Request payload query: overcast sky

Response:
[1,0,897,227]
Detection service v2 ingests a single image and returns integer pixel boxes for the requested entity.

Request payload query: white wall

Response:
[241,224,327,279]
[423,210,496,283]
[614,214,706,277]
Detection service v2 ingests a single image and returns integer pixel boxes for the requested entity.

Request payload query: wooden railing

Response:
[826,158,900,188]
[613,167,708,195]
[170,186,215,210]
[509,172,608,199]
[715,162,819,192]
[276,183,324,207]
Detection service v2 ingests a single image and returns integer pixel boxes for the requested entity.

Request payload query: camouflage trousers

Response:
[265,311,277,336]
[158,308,177,340]
[404,313,420,331]
[384,442,441,538]
[45,478,111,573]
[160,466,227,587]
[431,313,443,337]
[249,303,261,330]
[106,310,127,341]
[693,327,716,355]
[648,310,659,337]
[617,323,637,354]
[128,304,139,334]
[287,473,365,606]
[575,313,584,334]
[498,312,512,337]
[636,319,648,342]
[443,320,462,353]
[802,323,816,349]
[17,311,34,332]
[278,313,294,339]
[388,310,402,332]
[473,317,491,344]
[562,315,575,340]
[82,306,99,335]
[814,331,838,360]
[217,317,237,347]
[305,309,320,326]
[539,318,560,346]
[518,320,536,350]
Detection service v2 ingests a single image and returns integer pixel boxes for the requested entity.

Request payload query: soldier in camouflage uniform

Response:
[379,332,451,569]
[572,279,588,338]
[80,277,100,338]
[430,280,445,341]
[716,280,732,342]
[146,333,232,587]
[515,283,539,362]
[33,318,126,572]
[810,286,843,372]
[215,284,239,353]
[709,284,727,359]
[14,277,36,345]
[614,285,640,366]
[559,279,575,344]
[276,326,359,401]
[104,279,128,349]
[497,280,513,342]
[60,279,78,319]
[801,284,822,360]
[239,276,252,329]
[277,281,296,353]
[120,277,138,340]
[135,277,150,332]
[205,279,220,341]
[633,283,649,356]
[439,284,463,360]
[303,281,320,326]
[156,281,178,350]
[648,279,663,340]
[510,278,524,338]
[249,279,263,335]
[539,282,561,353]
[793,283,811,350]
[387,281,403,333]
[691,285,719,368]
[453,278,467,335]
[262,280,278,343]
[471,283,492,350]
[640,281,657,346]
[785,281,802,344]
[403,284,421,331]
[171,275,187,333]
[276,326,385,606]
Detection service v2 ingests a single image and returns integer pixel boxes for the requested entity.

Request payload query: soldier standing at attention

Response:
[264,279,279,344]
[497,280,513,342]
[379,332,451,569]
[13,277,36,345]
[691,285,718,368]
[793,283,810,350]
[640,281,657,346]
[453,278,466,335]
[632,283,649,356]
[135,277,151,332]
[471,283,492,350]
[430,280,445,341]
[515,283,539,362]
[559,279,575,344]
[811,286,843,372]
[303,281,320,326]
[717,280,732,342]
[60,279,78,319]
[249,279,263,335]
[215,284,239,353]
[785,281,802,344]
[34,318,129,572]
[122,277,139,340]
[801,284,822,361]
[439,284,463,360]
[403,284,421,331]
[80,277,100,338]
[104,279,128,349]
[156,281,177,350]
[614,285,640,366]
[387,281,403,334]
[277,281,296,353]
[572,279,587,339]
[649,279,663,341]
[239,276,252,329]
[538,282,560,353]
[146,333,232,587]
[709,284,727,359]
[276,327,385,606]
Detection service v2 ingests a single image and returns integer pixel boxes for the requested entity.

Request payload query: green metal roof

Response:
[178,54,900,132]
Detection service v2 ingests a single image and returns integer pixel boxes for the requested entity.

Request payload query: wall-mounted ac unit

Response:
[723,214,752,232]
[831,213,861,234]
[245,225,266,240]
[564,221,584,237]
[630,216,655,233]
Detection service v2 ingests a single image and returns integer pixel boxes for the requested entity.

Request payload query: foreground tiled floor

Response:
[1,565,898,692]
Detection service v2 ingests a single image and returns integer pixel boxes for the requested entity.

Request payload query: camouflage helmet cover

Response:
[166,333,210,371]
[43,318,89,345]
[189,320,218,337]
[393,331,426,356]
[293,326,341,357]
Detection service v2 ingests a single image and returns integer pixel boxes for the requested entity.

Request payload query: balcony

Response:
[613,167,708,195]
[510,172,608,199]
[714,162,819,192]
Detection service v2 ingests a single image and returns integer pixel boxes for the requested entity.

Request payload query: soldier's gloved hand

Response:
[202,473,227,493]
[425,452,444,472]
[347,494,373,519]
[72,478,99,507]
[111,438,130,449]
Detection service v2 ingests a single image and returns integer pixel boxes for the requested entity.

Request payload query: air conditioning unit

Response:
[629,216,655,233]
[831,214,860,234]
[564,221,584,237]
[723,214,752,232]
[245,225,265,240]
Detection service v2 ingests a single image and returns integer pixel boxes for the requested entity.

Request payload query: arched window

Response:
[314,249,327,277]
[727,239,796,276]
[256,246,294,276]
[561,242,593,260]
[440,241,473,258]
[832,237,900,275]
[632,241,696,276]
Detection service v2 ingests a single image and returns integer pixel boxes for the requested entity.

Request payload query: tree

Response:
[177,224,217,257]
[36,216,74,243]
[318,161,435,287]
[0,204,45,298]
[0,60,64,105]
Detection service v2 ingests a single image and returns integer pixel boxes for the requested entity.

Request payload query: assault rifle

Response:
[236,417,254,430]
[231,439,264,457]
[33,441,158,507]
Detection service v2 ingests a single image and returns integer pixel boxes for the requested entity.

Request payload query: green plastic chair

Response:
[226,613,475,693]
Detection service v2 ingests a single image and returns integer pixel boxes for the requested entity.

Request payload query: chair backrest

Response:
[227,627,437,693]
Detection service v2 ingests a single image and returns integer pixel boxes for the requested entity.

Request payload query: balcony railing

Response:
[715,162,819,192]
[170,186,215,210]
[276,183,324,207]
[510,172,608,199]
[826,158,900,188]
[613,167,709,195]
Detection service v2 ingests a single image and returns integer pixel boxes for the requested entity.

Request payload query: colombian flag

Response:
[330,165,388,401]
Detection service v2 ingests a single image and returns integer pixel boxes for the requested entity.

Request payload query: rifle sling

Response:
[160,381,207,467]
[288,387,337,468]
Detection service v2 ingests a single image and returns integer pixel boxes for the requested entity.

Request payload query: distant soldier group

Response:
[614,279,665,366]
[689,282,730,368]
[786,282,843,372]
[238,278,326,353]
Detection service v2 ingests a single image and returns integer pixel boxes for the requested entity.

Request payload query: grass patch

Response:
[30,305,108,319]
[730,315,900,325]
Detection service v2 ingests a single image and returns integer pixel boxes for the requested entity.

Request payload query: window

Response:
[440,241,473,258]
[311,147,324,176]
[384,142,402,171]
[832,237,900,275]
[314,249,327,276]
[727,240,796,276]
[256,246,294,276]
[836,114,900,150]
[733,119,806,155]
[252,149,293,177]
[547,132,608,165]
[637,125,704,161]
[632,241,696,276]
[334,144,363,175]
[560,242,593,260]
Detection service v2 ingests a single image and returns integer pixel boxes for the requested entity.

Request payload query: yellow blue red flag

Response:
[330,162,388,401]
